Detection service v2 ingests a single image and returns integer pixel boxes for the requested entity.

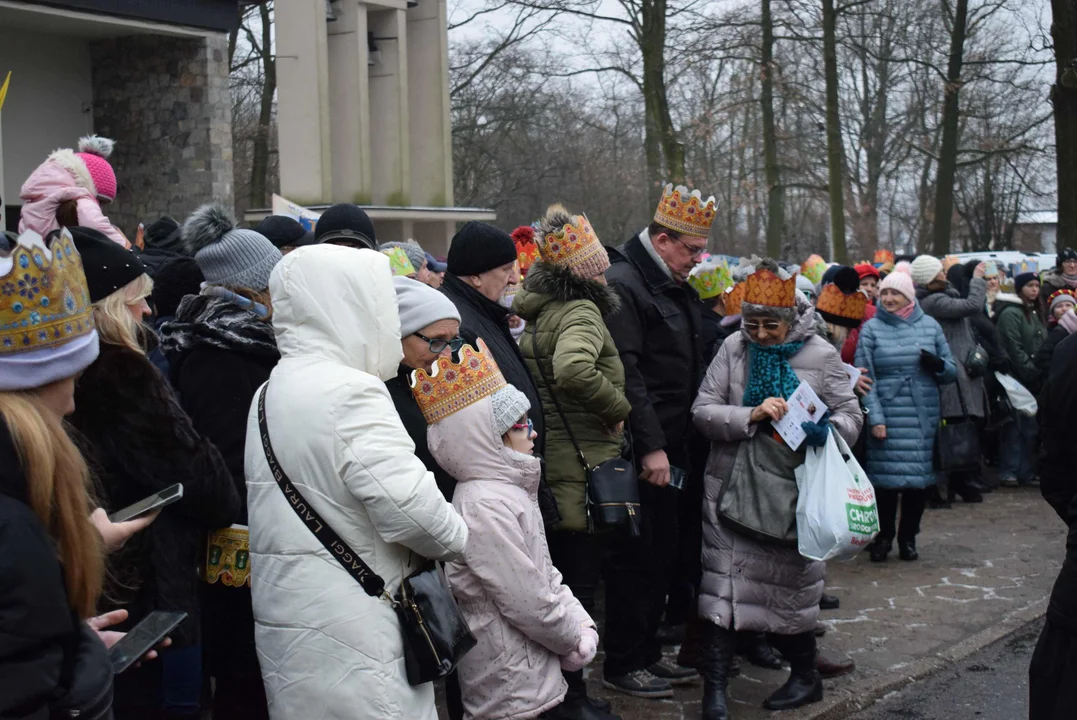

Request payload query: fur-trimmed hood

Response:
[46,148,97,196]
[512,260,620,320]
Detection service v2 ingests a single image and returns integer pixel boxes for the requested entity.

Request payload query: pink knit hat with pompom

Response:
[879,269,916,303]
[74,136,117,203]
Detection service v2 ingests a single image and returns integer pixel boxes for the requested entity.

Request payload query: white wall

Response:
[0,27,93,206]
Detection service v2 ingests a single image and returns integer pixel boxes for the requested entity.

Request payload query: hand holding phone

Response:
[109,484,183,523]
[108,611,186,674]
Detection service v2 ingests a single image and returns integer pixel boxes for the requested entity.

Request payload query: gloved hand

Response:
[800,412,831,448]
[560,624,599,672]
[919,349,945,374]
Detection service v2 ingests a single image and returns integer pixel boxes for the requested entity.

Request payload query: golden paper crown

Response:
[540,212,609,279]
[653,184,717,238]
[873,249,895,266]
[815,283,868,326]
[0,229,95,354]
[725,282,746,316]
[409,339,507,425]
[744,269,796,308]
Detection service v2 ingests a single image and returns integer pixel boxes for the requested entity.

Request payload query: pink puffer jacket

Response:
[18,149,128,247]
[428,397,593,720]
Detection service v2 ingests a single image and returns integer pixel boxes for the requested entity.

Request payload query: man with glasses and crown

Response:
[601,184,714,699]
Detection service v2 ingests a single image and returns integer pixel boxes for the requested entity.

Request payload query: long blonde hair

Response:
[825,322,850,351]
[92,273,154,354]
[0,392,104,617]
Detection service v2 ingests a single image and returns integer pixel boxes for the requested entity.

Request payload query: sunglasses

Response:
[511,418,534,434]
[413,332,465,354]
[743,320,783,333]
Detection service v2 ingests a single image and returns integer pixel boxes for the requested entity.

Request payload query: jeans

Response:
[875,488,928,544]
[1000,414,1037,483]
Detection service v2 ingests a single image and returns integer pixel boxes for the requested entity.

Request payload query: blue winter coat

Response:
[854,303,957,490]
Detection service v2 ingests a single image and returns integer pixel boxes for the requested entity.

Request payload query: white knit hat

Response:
[910,255,944,287]
[491,384,531,437]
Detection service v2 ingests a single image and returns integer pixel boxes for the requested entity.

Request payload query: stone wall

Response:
[89,34,233,236]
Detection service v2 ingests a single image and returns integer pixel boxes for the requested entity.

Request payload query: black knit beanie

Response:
[151,257,205,318]
[447,221,517,277]
[144,216,184,253]
[70,226,147,303]
[257,215,316,250]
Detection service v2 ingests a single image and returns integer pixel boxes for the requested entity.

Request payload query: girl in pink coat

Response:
[18,136,129,248]
[417,343,597,720]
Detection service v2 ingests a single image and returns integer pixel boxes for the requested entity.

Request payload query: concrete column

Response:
[276,0,332,205]
[412,220,454,256]
[367,7,410,205]
[406,0,453,208]
[327,0,372,204]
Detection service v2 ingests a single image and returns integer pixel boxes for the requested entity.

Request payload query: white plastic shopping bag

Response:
[794,429,878,561]
[994,372,1038,417]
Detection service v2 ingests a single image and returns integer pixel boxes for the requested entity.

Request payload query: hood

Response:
[269,246,402,381]
[158,293,279,361]
[513,261,621,321]
[740,290,818,344]
[19,150,95,203]
[993,293,1025,310]
[426,396,540,492]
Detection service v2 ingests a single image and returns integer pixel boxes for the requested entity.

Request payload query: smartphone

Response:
[108,484,183,523]
[108,610,187,674]
[669,466,687,491]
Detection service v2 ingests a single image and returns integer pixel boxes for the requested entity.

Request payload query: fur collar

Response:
[993,292,1024,308]
[519,261,621,317]
[47,148,96,197]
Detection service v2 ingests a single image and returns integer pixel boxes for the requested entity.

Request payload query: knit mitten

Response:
[560,625,599,672]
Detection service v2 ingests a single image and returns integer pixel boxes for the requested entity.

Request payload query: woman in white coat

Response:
[244,246,468,720]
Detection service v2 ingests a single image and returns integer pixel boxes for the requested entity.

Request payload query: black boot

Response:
[763,632,824,711]
[700,621,735,720]
[869,539,891,562]
[899,540,918,561]
[737,631,783,670]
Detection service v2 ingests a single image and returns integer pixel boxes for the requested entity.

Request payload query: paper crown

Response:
[0,229,95,354]
[1013,258,1039,276]
[873,249,895,266]
[653,184,717,238]
[382,247,417,277]
[539,210,609,279]
[689,257,734,300]
[816,283,868,328]
[1048,288,1077,306]
[744,269,796,308]
[800,254,826,285]
[725,282,746,316]
[409,339,507,425]
[512,226,541,276]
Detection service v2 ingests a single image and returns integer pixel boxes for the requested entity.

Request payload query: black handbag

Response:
[257,386,476,686]
[965,344,989,379]
[52,621,114,720]
[528,323,640,536]
[935,380,982,472]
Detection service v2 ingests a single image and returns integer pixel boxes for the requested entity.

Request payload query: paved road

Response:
[853,619,1041,720]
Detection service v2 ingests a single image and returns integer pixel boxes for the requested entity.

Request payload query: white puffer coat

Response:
[244,246,468,720]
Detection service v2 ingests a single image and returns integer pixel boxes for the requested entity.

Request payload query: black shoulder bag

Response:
[257,385,476,686]
[935,377,981,472]
[528,323,640,536]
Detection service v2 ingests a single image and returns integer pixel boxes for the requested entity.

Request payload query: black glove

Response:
[919,349,945,374]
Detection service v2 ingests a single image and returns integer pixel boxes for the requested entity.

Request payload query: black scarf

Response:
[159,294,279,360]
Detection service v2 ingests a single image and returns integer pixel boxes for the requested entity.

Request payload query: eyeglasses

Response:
[413,332,465,354]
[673,236,707,259]
[743,320,783,333]
[511,418,534,434]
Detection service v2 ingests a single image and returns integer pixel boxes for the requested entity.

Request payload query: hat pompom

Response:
[831,266,860,294]
[183,202,236,255]
[77,135,115,159]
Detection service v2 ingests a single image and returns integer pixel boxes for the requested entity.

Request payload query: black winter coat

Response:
[699,301,733,367]
[1035,324,1072,379]
[1038,333,1077,632]
[69,343,241,647]
[605,234,702,464]
[386,365,456,501]
[0,421,111,720]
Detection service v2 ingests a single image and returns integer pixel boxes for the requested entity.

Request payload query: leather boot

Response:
[737,631,783,670]
[763,632,824,711]
[700,621,735,720]
[677,614,705,671]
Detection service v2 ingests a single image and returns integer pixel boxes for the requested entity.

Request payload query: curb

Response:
[792,595,1049,720]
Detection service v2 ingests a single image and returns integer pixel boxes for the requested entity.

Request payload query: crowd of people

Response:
[0,135,1074,720]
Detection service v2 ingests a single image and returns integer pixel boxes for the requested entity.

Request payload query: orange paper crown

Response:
[725,282,746,316]
[409,339,507,425]
[540,210,609,279]
[873,249,895,266]
[0,229,95,354]
[653,184,717,238]
[512,226,541,276]
[815,283,868,327]
[743,269,796,309]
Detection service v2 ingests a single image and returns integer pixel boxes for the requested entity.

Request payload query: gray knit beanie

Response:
[382,242,427,273]
[183,203,282,290]
[491,384,531,437]
[393,276,461,336]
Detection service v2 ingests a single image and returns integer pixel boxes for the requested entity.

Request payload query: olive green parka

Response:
[512,261,632,533]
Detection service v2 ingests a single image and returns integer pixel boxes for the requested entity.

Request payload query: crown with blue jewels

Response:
[0,229,95,353]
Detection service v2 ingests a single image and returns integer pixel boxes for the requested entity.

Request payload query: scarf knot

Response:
[743,341,805,408]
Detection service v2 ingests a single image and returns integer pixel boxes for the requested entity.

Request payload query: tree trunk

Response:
[931,0,969,256]
[761,0,785,258]
[641,0,683,206]
[1053,0,1077,251]
[822,0,848,263]
[249,1,276,210]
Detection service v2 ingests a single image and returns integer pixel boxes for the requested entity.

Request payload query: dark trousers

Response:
[875,488,927,544]
[1030,618,1077,719]
[603,481,680,678]
[549,530,609,699]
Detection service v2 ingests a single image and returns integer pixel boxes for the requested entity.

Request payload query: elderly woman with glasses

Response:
[384,277,466,501]
[691,260,862,719]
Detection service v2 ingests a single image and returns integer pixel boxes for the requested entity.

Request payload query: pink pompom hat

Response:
[75,135,117,203]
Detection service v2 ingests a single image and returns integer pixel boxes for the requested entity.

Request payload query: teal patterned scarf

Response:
[742,341,806,408]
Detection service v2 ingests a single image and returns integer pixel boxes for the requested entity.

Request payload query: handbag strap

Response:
[528,321,590,470]
[257,384,391,601]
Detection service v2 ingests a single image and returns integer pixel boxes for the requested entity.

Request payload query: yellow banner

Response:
[0,72,10,112]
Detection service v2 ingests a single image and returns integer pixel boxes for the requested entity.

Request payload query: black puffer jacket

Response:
[386,365,456,501]
[0,420,113,720]
[605,233,702,464]
[69,343,241,647]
